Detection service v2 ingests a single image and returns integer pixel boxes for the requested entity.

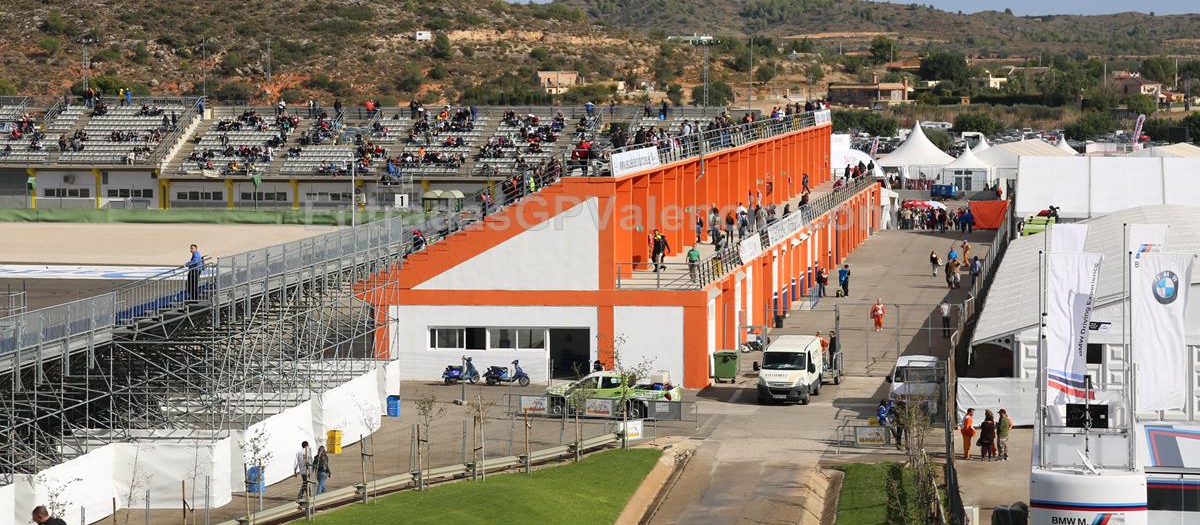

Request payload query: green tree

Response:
[429,64,448,80]
[919,51,968,85]
[667,83,683,106]
[432,32,452,60]
[215,81,259,102]
[868,35,895,64]
[529,46,549,62]
[952,113,1003,137]
[221,51,243,74]
[1140,56,1176,86]
[1065,111,1117,140]
[37,37,61,57]
[755,63,777,83]
[690,80,734,107]
[785,38,814,54]
[806,63,825,84]
[0,78,16,96]
[1123,94,1157,116]
[1182,113,1200,144]
[925,128,952,151]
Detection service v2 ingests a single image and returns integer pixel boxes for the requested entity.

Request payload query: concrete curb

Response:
[615,437,695,525]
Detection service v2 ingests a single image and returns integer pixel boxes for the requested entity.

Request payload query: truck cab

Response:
[886,355,941,412]
[753,335,823,405]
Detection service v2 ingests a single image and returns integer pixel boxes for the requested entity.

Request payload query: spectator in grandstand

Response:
[334,99,344,120]
[585,101,595,118]
[659,100,669,120]
[31,505,67,525]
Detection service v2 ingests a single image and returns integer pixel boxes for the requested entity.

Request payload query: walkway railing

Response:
[616,175,876,290]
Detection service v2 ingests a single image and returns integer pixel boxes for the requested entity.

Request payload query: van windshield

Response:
[894,366,938,383]
[762,352,806,370]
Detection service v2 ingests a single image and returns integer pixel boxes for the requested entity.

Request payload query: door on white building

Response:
[549,328,591,379]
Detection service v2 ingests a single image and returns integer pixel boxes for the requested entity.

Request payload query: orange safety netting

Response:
[969,200,1008,230]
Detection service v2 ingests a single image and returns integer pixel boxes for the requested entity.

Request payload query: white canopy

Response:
[1055,139,1078,156]
[1127,142,1200,158]
[877,121,954,168]
[976,139,1071,169]
[832,147,885,179]
[972,136,991,154]
[944,145,991,170]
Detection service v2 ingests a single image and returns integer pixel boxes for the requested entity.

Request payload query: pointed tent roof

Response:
[944,144,991,170]
[878,122,955,168]
[1055,139,1078,155]
[972,136,991,154]
[976,139,1070,168]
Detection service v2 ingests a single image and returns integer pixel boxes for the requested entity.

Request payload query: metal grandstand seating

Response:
[58,99,198,165]
[280,145,356,175]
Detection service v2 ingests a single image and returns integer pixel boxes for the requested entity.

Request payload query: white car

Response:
[753,335,823,405]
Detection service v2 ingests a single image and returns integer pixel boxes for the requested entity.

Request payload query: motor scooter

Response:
[442,357,479,385]
[483,360,531,386]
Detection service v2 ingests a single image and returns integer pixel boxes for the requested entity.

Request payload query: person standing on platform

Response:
[996,408,1013,461]
[687,245,701,282]
[838,264,851,297]
[940,301,952,338]
[869,298,886,332]
[959,408,976,460]
[186,244,203,300]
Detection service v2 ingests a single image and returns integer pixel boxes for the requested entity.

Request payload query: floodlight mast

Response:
[667,34,719,118]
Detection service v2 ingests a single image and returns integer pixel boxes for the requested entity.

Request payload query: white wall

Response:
[237,401,318,488]
[111,438,233,509]
[416,197,599,291]
[13,444,119,525]
[613,306,686,385]
[311,369,382,447]
[1017,157,1200,218]
[390,305,598,382]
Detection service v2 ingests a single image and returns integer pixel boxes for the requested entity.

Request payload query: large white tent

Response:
[1055,139,1078,156]
[1128,142,1200,158]
[972,136,991,154]
[977,139,1073,181]
[1015,156,1200,218]
[877,122,953,179]
[938,146,992,190]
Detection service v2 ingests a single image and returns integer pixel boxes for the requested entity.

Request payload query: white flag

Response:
[1129,224,1168,271]
[1133,253,1194,413]
[1050,223,1089,254]
[1044,253,1104,405]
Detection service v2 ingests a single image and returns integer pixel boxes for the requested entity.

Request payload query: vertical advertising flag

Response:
[1049,223,1089,254]
[1133,253,1194,413]
[1129,224,1168,270]
[1132,113,1147,151]
[1045,253,1104,405]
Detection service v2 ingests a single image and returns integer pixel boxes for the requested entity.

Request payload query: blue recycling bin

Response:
[386,395,402,417]
[246,466,265,493]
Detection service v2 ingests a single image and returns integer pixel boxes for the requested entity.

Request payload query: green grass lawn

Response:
[834,462,918,525]
[310,448,661,525]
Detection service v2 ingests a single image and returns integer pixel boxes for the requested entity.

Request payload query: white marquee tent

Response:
[938,145,992,190]
[1015,156,1200,218]
[877,122,953,179]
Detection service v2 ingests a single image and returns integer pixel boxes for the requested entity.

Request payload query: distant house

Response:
[414,31,432,42]
[971,70,1008,90]
[535,71,580,95]
[827,77,911,107]
[1161,90,1185,103]
[884,58,922,72]
[1113,73,1162,98]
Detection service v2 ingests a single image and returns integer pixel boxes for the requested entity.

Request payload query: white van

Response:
[887,355,940,402]
[753,335,823,405]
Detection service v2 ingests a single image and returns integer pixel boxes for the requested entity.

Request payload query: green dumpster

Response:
[713,351,740,383]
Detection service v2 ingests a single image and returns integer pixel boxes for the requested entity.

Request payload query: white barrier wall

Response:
[236,400,317,489]
[956,377,1037,426]
[13,444,119,525]
[613,306,685,384]
[111,438,233,509]
[312,369,382,448]
[0,482,14,525]
[1017,157,1200,218]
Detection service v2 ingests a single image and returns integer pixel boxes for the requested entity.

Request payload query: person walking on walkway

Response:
[314,445,332,494]
[709,206,720,246]
[940,301,952,338]
[929,250,940,276]
[687,245,701,282]
[996,408,1012,461]
[816,267,828,298]
[838,264,851,297]
[186,244,203,300]
[869,298,886,332]
[649,229,671,272]
[961,239,972,262]
[294,440,311,501]
[695,213,704,244]
[802,173,810,193]
[970,256,982,288]
[959,408,976,460]
[978,410,997,460]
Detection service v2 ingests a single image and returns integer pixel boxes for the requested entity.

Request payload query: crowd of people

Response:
[898,203,976,232]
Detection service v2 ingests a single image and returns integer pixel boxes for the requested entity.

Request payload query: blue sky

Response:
[868,1,1194,16]
[509,0,1195,16]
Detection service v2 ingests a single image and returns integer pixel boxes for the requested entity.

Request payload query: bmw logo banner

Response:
[1132,253,1195,413]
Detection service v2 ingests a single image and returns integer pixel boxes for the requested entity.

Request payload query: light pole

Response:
[667,34,718,118]
[265,38,272,83]
[201,37,209,102]
[72,36,99,93]
[748,35,754,107]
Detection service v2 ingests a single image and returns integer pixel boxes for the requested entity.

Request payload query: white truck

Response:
[886,355,941,415]
[753,335,824,405]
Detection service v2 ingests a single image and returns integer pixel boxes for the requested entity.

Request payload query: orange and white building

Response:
[368,115,882,388]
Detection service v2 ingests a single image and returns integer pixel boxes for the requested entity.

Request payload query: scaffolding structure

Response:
[0,215,415,484]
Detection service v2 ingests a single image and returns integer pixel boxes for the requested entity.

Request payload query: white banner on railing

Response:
[813,110,831,125]
[738,236,764,262]
[611,146,661,177]
[1133,253,1194,413]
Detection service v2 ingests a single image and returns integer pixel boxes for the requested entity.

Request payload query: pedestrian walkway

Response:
[647,219,996,525]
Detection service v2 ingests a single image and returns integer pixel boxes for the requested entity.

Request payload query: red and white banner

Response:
[1132,113,1147,151]
[1133,253,1194,413]
[1044,253,1104,405]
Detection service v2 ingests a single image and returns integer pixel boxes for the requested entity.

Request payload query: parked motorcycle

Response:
[442,357,479,385]
[483,360,531,387]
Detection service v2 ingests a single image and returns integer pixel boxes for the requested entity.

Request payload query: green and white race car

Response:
[544,371,682,418]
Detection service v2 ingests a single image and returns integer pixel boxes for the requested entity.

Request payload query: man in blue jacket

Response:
[186,244,203,299]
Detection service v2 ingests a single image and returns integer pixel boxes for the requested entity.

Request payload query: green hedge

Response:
[0,208,428,225]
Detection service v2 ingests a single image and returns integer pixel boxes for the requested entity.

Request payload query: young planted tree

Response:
[565,362,596,463]
[240,429,273,515]
[412,392,445,490]
[464,393,496,479]
[30,473,80,523]
[608,335,655,450]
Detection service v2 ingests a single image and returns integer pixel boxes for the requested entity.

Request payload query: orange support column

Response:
[615,180,634,279]
[632,175,650,269]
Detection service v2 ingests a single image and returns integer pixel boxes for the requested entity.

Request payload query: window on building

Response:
[489,328,517,349]
[1086,343,1103,365]
[517,329,546,349]
[465,327,486,350]
[430,328,464,349]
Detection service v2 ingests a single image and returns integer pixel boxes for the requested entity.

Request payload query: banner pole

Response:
[1036,250,1046,469]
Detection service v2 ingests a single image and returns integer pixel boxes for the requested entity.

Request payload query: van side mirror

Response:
[808,362,816,374]
[885,373,894,383]
[752,361,760,371]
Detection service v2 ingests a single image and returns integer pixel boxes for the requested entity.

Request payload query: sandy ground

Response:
[0,223,337,266]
